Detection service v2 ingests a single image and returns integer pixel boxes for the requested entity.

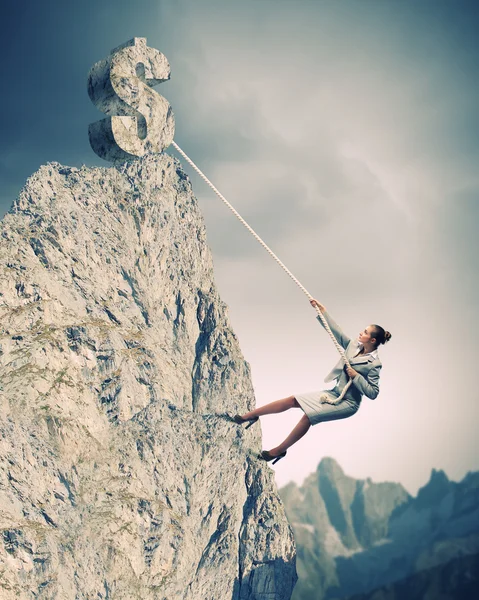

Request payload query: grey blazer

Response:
[317,310,382,402]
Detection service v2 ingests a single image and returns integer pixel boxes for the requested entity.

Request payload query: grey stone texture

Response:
[0,153,297,599]
[88,38,175,163]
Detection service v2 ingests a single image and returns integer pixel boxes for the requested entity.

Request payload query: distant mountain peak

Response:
[279,459,479,600]
[415,467,453,509]
[317,456,345,476]
[430,468,449,482]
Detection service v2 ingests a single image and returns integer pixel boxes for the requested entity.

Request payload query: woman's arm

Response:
[351,364,382,399]
[310,299,351,349]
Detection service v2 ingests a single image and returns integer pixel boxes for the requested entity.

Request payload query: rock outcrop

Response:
[0,153,297,599]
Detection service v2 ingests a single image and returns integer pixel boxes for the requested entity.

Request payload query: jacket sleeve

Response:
[352,364,382,399]
[316,310,351,350]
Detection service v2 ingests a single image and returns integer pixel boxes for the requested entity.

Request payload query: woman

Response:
[233,299,391,464]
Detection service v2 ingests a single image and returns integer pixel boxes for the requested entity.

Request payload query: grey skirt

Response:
[295,389,359,426]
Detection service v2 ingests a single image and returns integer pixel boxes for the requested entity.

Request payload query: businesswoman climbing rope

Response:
[233,299,392,464]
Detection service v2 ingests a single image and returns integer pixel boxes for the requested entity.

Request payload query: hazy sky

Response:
[1,0,478,495]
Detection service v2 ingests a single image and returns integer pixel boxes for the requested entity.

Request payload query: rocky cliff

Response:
[0,153,297,599]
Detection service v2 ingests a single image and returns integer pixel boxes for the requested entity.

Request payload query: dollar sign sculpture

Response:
[87,37,175,163]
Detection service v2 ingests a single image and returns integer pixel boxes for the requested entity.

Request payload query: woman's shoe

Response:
[233,414,259,429]
[259,449,287,465]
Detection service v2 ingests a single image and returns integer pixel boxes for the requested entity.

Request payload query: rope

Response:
[171,140,353,403]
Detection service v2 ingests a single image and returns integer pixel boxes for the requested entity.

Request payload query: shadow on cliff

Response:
[231,556,298,600]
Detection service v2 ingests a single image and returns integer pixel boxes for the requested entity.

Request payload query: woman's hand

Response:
[345,366,358,378]
[310,298,326,313]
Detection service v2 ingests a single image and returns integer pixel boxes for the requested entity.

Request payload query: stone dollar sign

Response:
[88,37,175,163]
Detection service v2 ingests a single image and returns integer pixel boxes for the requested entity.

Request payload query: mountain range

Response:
[278,457,479,600]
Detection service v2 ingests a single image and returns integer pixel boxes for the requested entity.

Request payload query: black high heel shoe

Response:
[259,449,287,464]
[233,414,259,429]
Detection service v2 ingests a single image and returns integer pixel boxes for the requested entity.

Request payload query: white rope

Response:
[171,140,353,403]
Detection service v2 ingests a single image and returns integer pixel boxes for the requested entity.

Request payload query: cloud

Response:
[156,0,479,493]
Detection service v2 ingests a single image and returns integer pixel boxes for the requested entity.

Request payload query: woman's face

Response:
[358,325,376,346]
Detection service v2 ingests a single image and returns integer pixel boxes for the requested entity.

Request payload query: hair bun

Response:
[384,331,392,343]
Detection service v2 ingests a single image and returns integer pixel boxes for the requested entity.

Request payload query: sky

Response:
[1,0,478,496]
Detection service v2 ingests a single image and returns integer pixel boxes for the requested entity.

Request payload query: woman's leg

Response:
[241,395,300,419]
[267,413,312,456]
[265,401,358,457]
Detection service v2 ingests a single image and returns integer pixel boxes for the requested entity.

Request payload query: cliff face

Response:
[0,154,297,599]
